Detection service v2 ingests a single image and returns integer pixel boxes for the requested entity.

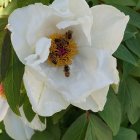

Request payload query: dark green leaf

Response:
[17,0,50,7]
[123,24,138,41]
[102,0,137,6]
[31,131,54,140]
[99,88,121,135]
[113,44,138,66]
[62,113,112,140]
[0,31,11,81]
[0,131,13,140]
[118,76,140,124]
[62,114,88,140]
[23,96,36,122]
[125,34,140,58]
[3,50,24,115]
[0,18,7,32]
[52,110,66,124]
[114,5,140,29]
[32,120,60,140]
[113,127,137,140]
[136,0,140,10]
[85,114,112,140]
[130,119,140,135]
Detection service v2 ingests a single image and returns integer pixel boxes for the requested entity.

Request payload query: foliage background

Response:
[0,0,140,140]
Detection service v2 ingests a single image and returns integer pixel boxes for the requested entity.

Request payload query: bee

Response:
[64,65,70,77]
[49,53,57,65]
[55,38,69,48]
[65,30,73,40]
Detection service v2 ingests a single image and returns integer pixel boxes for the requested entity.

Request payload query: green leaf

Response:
[113,44,138,66]
[31,131,54,140]
[3,49,24,115]
[114,5,140,29]
[86,0,99,7]
[31,120,60,140]
[85,114,112,140]
[113,127,137,140]
[17,0,50,7]
[130,119,140,135]
[52,110,66,124]
[122,62,140,77]
[136,0,140,10]
[99,88,121,135]
[125,34,140,58]
[0,31,11,81]
[0,131,13,140]
[23,96,36,122]
[0,18,7,32]
[102,0,137,6]
[62,114,112,140]
[62,114,88,140]
[123,24,138,41]
[118,76,140,124]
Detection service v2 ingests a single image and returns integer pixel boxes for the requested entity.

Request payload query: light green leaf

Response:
[113,127,137,140]
[99,88,121,135]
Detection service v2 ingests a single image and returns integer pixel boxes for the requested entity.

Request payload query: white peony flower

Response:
[8,0,129,116]
[0,83,46,140]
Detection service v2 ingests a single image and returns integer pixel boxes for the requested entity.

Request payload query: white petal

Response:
[8,3,51,64]
[56,16,93,45]
[0,98,9,122]
[4,109,34,140]
[72,86,109,112]
[25,37,51,66]
[51,0,91,17]
[46,48,119,102]
[91,4,129,53]
[35,37,51,58]
[23,66,69,116]
[91,86,109,111]
[52,0,93,45]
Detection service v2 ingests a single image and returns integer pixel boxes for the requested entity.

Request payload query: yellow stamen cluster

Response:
[47,32,78,67]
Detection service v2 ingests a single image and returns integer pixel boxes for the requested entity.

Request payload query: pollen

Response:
[47,30,78,67]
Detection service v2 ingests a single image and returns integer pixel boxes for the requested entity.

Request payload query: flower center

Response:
[47,30,78,77]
